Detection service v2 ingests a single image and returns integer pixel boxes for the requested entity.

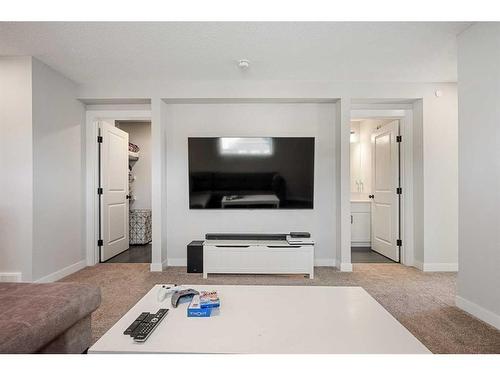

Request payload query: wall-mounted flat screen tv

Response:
[188,137,314,209]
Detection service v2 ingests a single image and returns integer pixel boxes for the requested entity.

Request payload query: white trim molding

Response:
[35,260,87,283]
[422,263,458,272]
[150,259,169,272]
[413,260,424,271]
[314,258,336,267]
[85,108,152,267]
[349,107,415,268]
[456,295,500,330]
[0,272,22,282]
[413,261,457,272]
[167,258,186,267]
[340,262,353,272]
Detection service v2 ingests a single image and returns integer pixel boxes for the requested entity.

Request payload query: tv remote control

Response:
[132,308,169,342]
[123,312,149,335]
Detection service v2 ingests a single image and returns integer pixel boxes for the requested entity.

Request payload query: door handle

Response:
[368,195,374,199]
[126,195,131,200]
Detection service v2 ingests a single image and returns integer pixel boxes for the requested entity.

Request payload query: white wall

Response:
[456,23,500,329]
[31,58,85,281]
[116,122,152,210]
[0,57,33,281]
[412,100,425,266]
[79,80,458,271]
[164,102,337,265]
[422,86,459,268]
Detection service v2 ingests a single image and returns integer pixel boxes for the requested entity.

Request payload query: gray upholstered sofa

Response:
[0,282,101,353]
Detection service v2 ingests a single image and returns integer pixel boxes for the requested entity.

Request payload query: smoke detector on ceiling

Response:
[238,59,250,70]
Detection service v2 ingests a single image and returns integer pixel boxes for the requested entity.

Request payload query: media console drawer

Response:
[203,244,314,279]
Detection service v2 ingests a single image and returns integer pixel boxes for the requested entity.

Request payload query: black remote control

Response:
[132,309,169,342]
[123,312,149,335]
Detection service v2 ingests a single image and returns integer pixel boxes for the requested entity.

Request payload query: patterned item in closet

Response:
[129,142,140,153]
[129,209,152,245]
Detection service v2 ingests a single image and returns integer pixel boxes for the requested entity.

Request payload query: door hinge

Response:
[397,239,402,247]
[97,135,103,143]
[396,135,402,143]
[97,239,103,247]
[396,187,402,195]
[97,187,103,195]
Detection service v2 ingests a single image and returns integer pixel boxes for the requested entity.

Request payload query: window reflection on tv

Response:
[188,137,315,209]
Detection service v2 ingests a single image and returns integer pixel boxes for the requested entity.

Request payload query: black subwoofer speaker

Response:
[187,240,204,273]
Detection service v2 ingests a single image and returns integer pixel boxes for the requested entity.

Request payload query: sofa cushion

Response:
[0,282,101,353]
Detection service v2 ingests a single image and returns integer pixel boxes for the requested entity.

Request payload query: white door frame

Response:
[85,109,152,266]
[349,108,414,266]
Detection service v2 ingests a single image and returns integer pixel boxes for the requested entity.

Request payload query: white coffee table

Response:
[89,285,430,354]
[221,194,280,208]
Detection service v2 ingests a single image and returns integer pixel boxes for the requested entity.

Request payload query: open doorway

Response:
[98,120,152,263]
[350,118,401,264]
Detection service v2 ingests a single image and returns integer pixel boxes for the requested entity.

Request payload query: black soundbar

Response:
[205,233,288,241]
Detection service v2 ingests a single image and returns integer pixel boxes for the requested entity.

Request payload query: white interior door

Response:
[371,120,400,262]
[100,121,129,262]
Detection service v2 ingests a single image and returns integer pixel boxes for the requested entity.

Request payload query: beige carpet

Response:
[61,263,500,354]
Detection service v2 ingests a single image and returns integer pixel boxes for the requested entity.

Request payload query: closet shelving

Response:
[128,150,139,161]
[128,150,139,203]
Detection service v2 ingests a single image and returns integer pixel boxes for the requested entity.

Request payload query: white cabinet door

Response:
[351,213,371,243]
[351,202,371,245]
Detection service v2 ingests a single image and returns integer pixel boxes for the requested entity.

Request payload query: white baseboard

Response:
[413,260,457,272]
[314,258,335,267]
[35,260,86,283]
[150,263,163,272]
[150,259,169,271]
[340,262,353,272]
[167,258,187,267]
[456,295,500,330]
[413,260,424,271]
[424,263,458,272]
[0,272,22,282]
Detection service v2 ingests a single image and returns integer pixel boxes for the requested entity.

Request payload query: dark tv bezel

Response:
[187,136,315,210]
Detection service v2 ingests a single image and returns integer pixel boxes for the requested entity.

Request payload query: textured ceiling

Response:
[0,22,471,85]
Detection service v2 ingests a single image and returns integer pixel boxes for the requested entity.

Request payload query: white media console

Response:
[203,234,314,279]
